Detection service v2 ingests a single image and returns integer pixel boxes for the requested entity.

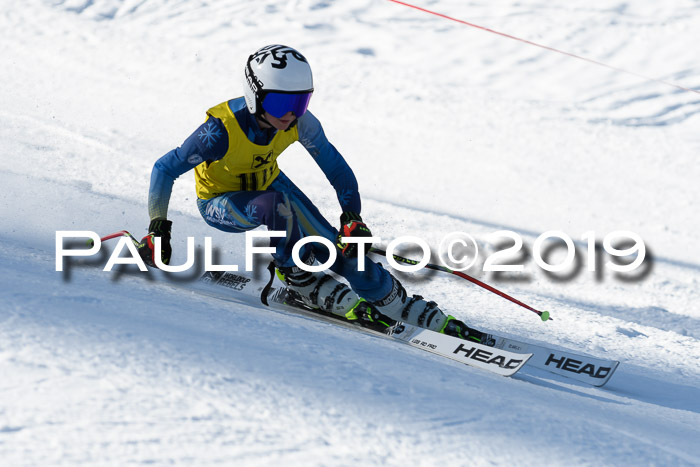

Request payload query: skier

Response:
[138,44,492,345]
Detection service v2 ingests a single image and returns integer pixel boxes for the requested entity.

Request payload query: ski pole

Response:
[87,230,140,247]
[369,247,552,321]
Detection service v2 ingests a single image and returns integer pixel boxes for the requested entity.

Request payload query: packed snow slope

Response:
[2,0,700,465]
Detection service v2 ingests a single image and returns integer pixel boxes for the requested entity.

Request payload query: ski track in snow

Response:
[2,0,700,465]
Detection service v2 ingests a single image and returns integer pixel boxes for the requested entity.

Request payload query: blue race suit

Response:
[147,97,392,301]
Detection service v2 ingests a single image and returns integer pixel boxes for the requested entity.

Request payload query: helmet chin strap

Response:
[257,112,273,128]
[257,112,298,132]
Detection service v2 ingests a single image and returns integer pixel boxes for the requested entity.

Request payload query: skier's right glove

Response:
[138,219,172,268]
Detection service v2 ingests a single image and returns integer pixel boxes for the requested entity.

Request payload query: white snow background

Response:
[2,0,700,465]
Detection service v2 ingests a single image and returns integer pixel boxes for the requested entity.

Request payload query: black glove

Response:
[138,219,172,268]
[336,212,373,258]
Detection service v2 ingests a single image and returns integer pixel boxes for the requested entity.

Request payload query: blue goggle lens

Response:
[262,91,313,118]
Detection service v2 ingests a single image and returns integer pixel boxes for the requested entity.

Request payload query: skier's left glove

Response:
[336,212,373,258]
[138,219,172,268]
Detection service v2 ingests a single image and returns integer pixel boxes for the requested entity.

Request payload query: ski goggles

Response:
[261,91,313,118]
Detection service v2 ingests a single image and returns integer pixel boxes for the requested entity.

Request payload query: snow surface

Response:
[2,0,700,465]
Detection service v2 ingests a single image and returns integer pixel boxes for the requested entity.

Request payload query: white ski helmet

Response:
[244,44,314,118]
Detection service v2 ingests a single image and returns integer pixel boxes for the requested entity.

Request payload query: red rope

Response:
[386,0,700,95]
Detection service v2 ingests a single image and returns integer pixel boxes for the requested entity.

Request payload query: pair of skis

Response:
[197,269,619,385]
[93,230,619,385]
[198,270,531,377]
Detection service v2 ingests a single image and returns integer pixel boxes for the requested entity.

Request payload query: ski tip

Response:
[540,310,551,322]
